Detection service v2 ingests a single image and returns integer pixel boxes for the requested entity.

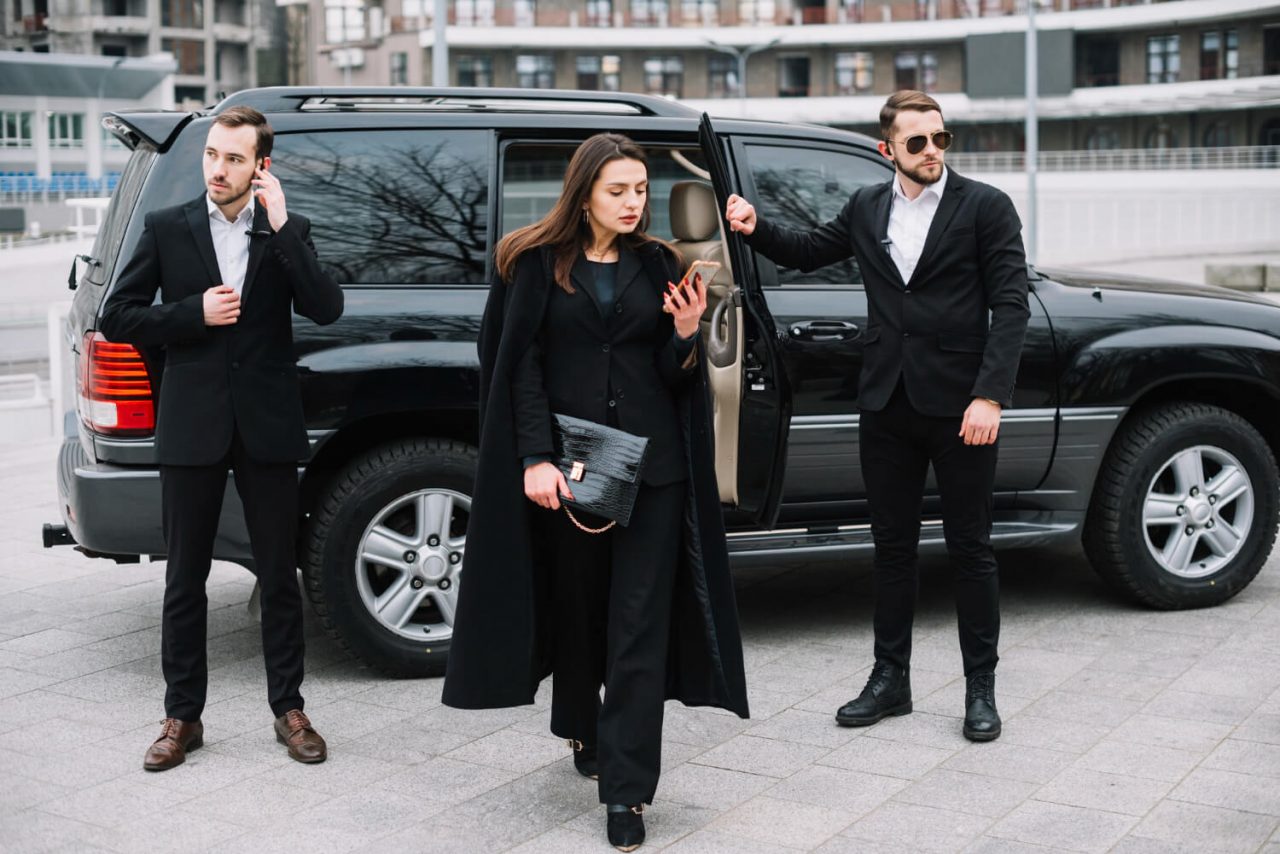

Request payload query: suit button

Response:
[231,361,240,369]
[617,390,625,399]
[902,332,910,338]
[614,304,623,314]
[608,400,617,408]
[602,344,610,353]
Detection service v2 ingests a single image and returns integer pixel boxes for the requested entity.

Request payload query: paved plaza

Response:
[1,438,1278,854]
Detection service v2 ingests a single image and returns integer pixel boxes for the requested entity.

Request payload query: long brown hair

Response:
[494,133,677,292]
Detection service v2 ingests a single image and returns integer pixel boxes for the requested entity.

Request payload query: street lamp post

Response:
[705,37,782,117]
[1025,0,1038,265]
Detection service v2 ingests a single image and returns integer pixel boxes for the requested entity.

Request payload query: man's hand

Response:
[724,193,757,236]
[203,285,240,326]
[524,461,574,511]
[960,398,1001,446]
[252,166,288,232]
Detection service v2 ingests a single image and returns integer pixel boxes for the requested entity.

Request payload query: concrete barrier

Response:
[1206,264,1280,291]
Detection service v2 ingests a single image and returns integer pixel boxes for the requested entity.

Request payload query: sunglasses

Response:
[885,130,954,155]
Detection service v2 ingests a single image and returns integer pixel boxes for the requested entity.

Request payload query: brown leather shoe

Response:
[274,709,326,764]
[143,718,203,771]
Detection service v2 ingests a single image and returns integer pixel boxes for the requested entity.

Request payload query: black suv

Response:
[46,87,1280,677]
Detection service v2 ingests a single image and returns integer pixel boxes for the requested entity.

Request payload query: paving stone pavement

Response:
[2,438,1279,854]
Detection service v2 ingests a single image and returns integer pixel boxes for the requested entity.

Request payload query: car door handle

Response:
[788,320,860,342]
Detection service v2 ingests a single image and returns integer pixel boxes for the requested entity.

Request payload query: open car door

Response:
[697,113,791,528]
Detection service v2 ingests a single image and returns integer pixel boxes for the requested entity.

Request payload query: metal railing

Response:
[949,146,1280,173]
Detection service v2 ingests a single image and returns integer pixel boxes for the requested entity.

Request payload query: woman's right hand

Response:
[524,461,574,510]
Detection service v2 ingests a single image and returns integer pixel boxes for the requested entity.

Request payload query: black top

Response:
[584,259,618,317]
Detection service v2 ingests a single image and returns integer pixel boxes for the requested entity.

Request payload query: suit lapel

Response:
[906,170,965,289]
[613,243,646,310]
[868,182,905,288]
[183,196,221,288]
[239,204,272,306]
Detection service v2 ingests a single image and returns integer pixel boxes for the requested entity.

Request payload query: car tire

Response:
[302,438,477,677]
[1084,402,1278,609]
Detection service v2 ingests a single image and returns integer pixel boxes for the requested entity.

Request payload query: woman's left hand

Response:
[665,272,708,340]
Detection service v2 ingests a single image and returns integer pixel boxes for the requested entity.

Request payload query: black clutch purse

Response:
[551,413,650,533]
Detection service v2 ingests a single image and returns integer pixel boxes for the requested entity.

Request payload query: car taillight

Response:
[78,331,155,435]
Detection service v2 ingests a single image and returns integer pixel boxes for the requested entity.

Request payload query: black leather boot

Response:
[568,738,598,779]
[836,661,912,727]
[606,804,645,851]
[963,672,1001,742]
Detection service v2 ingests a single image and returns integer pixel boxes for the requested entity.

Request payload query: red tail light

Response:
[78,331,156,435]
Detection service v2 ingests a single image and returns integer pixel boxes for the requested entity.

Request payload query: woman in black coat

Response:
[442,133,749,851]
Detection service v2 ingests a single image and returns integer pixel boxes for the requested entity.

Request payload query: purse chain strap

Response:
[563,506,616,535]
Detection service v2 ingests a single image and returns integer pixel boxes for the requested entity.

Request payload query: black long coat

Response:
[441,241,749,719]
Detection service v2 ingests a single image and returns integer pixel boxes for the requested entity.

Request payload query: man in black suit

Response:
[725,90,1029,741]
[100,106,343,770]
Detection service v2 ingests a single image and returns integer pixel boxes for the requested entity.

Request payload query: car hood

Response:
[1039,266,1279,307]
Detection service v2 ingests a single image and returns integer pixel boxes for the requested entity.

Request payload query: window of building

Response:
[48,113,84,149]
[265,130,490,284]
[738,0,776,25]
[839,0,862,22]
[708,55,740,98]
[744,143,887,285]
[585,0,612,26]
[1267,27,1280,76]
[1203,122,1233,148]
[1077,35,1119,87]
[630,0,663,25]
[644,56,683,98]
[457,55,494,87]
[834,51,873,95]
[778,56,810,97]
[894,51,937,92]
[101,44,128,57]
[513,0,536,26]
[680,0,716,24]
[0,111,33,149]
[1199,30,1239,80]
[1084,126,1119,150]
[1144,123,1177,149]
[516,54,555,88]
[390,51,408,85]
[162,37,205,75]
[1224,29,1238,79]
[324,0,365,43]
[455,0,495,26]
[160,0,202,28]
[1146,35,1179,84]
[915,0,936,20]
[577,55,621,90]
[174,85,205,105]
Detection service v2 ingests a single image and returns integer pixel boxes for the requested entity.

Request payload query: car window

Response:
[743,143,888,286]
[94,144,155,286]
[273,130,490,285]
[501,143,707,243]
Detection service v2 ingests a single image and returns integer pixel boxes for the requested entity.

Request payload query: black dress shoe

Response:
[606,804,645,852]
[836,661,912,727]
[567,738,598,779]
[963,672,1001,742]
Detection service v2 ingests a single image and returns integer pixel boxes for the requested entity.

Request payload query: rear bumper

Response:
[53,437,253,561]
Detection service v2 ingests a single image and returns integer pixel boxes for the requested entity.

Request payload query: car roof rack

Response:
[213,87,700,119]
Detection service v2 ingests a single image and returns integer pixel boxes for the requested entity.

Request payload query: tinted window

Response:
[745,143,887,286]
[501,143,707,243]
[273,130,490,284]
[96,145,155,286]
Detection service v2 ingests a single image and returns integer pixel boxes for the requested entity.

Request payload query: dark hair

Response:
[494,133,678,292]
[212,105,273,161]
[879,90,943,139]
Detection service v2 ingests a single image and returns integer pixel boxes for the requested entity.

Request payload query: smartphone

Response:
[678,259,722,292]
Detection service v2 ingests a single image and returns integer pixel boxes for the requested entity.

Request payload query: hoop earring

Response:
[583,209,588,225]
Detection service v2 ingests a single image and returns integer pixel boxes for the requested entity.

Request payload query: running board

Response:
[726,519,1079,565]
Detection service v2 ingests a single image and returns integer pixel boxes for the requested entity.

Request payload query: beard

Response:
[899,160,944,186]
[208,177,252,206]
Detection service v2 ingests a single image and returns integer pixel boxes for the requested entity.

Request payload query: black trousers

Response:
[859,381,1000,677]
[544,480,684,806]
[159,430,305,721]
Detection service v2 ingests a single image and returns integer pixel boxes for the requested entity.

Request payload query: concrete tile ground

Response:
[3,438,1280,853]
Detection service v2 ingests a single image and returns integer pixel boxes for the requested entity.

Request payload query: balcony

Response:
[212,22,253,42]
[948,145,1280,173]
[91,15,151,35]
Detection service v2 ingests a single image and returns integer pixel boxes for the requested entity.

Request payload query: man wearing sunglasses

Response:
[724,90,1029,743]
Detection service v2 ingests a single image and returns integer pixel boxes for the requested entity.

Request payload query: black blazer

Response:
[510,243,696,486]
[747,169,1030,416]
[99,194,344,465]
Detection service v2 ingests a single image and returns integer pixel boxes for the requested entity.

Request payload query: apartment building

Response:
[301,0,1280,150]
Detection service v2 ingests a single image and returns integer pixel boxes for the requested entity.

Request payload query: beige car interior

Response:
[668,179,744,505]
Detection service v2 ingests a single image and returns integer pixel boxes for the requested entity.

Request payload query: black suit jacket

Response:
[510,242,696,486]
[99,195,344,465]
[747,169,1030,416]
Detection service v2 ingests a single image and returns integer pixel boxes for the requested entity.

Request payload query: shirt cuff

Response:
[523,454,553,470]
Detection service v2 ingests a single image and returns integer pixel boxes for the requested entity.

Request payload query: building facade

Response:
[301,0,1280,150]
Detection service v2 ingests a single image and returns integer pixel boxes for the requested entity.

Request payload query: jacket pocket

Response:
[937,333,986,353]
[860,326,881,344]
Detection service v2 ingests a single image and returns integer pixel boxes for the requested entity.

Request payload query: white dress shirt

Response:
[886,166,947,285]
[206,194,256,295]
